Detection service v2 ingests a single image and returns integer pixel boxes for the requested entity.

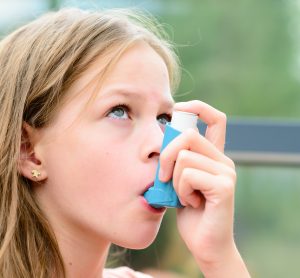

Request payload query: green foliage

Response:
[159,0,300,118]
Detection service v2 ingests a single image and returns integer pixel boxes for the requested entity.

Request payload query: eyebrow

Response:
[100,89,175,110]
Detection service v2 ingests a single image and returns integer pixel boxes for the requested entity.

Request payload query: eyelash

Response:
[107,103,172,124]
[107,103,131,119]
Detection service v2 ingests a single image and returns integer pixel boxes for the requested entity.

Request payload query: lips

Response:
[142,181,154,195]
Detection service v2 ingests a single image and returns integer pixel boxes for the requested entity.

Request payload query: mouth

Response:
[140,196,166,214]
[142,181,154,195]
[140,181,166,213]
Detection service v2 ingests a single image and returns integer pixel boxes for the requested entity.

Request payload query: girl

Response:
[0,8,250,278]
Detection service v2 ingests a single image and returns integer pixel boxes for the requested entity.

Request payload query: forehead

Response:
[77,42,174,108]
[97,42,173,103]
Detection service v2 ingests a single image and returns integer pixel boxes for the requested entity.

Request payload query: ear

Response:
[18,122,48,182]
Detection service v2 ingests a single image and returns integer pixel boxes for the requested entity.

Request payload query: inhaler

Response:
[144,110,198,208]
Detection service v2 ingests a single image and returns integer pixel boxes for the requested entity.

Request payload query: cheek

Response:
[37,127,162,247]
[42,130,133,210]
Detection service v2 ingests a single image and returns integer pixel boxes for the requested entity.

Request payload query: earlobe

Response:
[31,169,42,179]
[18,122,47,182]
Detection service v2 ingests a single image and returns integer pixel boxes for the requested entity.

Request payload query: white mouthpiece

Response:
[171,111,198,132]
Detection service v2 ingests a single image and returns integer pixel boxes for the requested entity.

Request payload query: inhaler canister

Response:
[143,110,198,208]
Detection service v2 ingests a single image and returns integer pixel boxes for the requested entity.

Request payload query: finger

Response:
[159,129,234,182]
[174,100,227,152]
[179,189,205,209]
[176,168,235,208]
[172,150,236,191]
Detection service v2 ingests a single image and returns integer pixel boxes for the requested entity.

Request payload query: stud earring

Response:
[31,169,41,179]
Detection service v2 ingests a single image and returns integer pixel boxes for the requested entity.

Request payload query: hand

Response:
[159,100,250,277]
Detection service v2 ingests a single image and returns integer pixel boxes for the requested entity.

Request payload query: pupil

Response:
[115,108,124,117]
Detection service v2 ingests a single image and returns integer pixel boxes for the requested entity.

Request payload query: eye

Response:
[157,113,172,125]
[107,104,130,120]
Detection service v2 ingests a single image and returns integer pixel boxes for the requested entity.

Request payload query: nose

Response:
[139,121,164,162]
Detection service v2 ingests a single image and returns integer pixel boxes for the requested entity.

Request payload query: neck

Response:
[53,223,111,278]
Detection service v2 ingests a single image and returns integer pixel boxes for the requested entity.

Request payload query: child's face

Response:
[34,42,174,248]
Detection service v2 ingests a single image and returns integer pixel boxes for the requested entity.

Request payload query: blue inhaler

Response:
[143,111,198,208]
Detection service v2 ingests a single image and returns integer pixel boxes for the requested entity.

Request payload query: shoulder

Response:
[103,266,153,278]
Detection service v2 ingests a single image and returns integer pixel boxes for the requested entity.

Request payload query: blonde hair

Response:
[0,7,180,278]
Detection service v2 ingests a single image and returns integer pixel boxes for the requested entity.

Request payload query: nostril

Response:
[148,152,159,159]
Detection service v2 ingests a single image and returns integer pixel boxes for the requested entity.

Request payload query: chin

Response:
[127,235,157,250]
[113,224,161,250]
[119,238,156,250]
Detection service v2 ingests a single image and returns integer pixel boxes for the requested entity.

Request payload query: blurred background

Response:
[1,0,300,277]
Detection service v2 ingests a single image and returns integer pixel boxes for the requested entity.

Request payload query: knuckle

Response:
[185,128,199,142]
[219,162,236,181]
[229,168,237,182]
[177,149,189,164]
[218,176,235,197]
[191,100,199,106]
[225,156,236,169]
[181,168,191,182]
[218,111,227,123]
